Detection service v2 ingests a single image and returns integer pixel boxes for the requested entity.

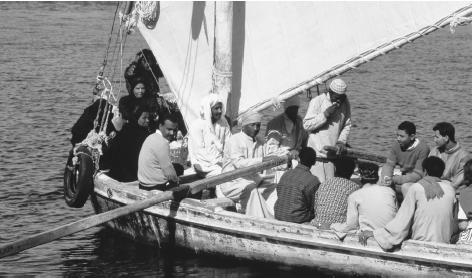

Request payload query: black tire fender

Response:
[63,146,95,208]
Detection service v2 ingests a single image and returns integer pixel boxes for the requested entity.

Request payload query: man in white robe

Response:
[217,111,278,212]
[188,94,231,177]
[303,78,351,183]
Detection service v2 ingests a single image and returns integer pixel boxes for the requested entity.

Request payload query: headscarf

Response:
[199,93,225,123]
[418,176,444,201]
[128,77,147,97]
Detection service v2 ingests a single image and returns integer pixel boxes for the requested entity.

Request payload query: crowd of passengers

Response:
[71,49,471,251]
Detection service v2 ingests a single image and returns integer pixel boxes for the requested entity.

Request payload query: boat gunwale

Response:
[92,174,472,271]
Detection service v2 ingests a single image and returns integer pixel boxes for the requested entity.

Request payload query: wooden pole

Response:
[0,155,288,259]
[212,1,234,119]
[324,145,386,163]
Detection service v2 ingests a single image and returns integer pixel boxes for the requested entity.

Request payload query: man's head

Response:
[334,157,356,179]
[299,147,317,168]
[396,121,416,150]
[158,113,179,142]
[241,111,262,139]
[422,156,445,178]
[358,162,379,185]
[284,95,301,122]
[328,78,348,105]
[433,122,456,149]
[211,102,223,123]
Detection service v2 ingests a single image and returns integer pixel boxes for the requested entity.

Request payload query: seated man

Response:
[310,157,361,229]
[380,121,430,198]
[274,147,320,223]
[361,156,457,250]
[453,159,472,244]
[266,95,308,181]
[429,122,471,189]
[217,111,277,211]
[137,113,181,191]
[330,162,398,239]
[188,94,231,177]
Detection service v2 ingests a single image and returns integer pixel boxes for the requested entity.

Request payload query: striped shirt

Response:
[274,164,320,223]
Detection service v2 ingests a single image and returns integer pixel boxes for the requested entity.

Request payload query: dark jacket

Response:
[71,99,114,146]
[106,123,150,182]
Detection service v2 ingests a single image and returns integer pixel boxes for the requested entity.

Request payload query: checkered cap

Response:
[329,78,347,95]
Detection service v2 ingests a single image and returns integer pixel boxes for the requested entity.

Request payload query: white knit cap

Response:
[284,95,301,109]
[329,78,347,95]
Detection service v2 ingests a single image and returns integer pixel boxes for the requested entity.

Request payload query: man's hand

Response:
[358,230,374,246]
[287,150,299,160]
[324,103,339,118]
[263,155,280,163]
[335,142,346,155]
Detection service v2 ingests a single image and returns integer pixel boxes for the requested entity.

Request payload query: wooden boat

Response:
[74,2,473,277]
[92,172,471,278]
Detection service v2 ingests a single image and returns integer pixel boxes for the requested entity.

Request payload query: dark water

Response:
[0,2,471,277]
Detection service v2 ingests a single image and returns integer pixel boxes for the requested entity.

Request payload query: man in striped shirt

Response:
[274,147,320,223]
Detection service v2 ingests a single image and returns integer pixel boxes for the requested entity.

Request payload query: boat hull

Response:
[91,173,472,277]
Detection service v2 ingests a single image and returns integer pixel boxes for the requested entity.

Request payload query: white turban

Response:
[284,95,301,109]
[240,111,262,126]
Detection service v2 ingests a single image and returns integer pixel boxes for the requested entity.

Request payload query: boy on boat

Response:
[429,122,470,189]
[216,111,278,212]
[303,78,351,183]
[360,156,457,250]
[452,159,472,244]
[137,113,183,191]
[188,94,231,177]
[379,121,430,198]
[274,147,320,224]
[330,162,397,239]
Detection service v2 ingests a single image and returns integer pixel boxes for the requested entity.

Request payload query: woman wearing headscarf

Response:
[107,100,152,182]
[188,94,232,177]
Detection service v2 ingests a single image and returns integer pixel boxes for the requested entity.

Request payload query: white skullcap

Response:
[329,78,347,95]
[284,95,301,109]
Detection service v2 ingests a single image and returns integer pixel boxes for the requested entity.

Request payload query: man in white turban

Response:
[217,111,278,212]
[303,78,352,183]
[188,94,232,177]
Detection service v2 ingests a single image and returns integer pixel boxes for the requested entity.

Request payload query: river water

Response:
[0,2,471,277]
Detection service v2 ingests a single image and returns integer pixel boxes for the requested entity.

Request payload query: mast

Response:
[212,2,234,120]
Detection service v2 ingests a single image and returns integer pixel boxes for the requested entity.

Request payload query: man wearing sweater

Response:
[429,122,471,189]
[380,121,430,198]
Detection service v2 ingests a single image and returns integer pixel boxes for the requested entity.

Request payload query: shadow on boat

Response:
[59,226,366,278]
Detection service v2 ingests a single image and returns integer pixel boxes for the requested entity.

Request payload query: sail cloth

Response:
[135,2,471,127]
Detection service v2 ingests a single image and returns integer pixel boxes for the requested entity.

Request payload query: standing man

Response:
[303,78,351,182]
[380,121,430,198]
[429,122,470,189]
[188,94,231,177]
[138,113,181,191]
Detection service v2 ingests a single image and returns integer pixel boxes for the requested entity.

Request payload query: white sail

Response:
[134,1,471,127]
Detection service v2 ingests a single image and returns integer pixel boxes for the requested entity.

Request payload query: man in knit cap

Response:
[303,78,351,182]
[217,111,279,212]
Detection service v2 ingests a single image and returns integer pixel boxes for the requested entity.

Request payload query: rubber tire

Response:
[63,146,95,208]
